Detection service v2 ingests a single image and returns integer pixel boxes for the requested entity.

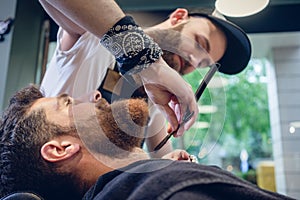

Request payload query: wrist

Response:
[138,58,170,82]
[100,16,163,75]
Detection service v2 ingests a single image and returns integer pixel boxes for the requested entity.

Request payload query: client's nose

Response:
[75,91,102,103]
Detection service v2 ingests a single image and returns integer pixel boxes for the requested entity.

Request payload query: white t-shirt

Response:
[40,28,115,98]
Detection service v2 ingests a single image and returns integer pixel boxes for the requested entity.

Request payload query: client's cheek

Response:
[71,103,98,123]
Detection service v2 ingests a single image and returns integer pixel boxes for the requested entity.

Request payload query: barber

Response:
[42,0,198,136]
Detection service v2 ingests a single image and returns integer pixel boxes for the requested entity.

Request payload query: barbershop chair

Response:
[0,192,43,200]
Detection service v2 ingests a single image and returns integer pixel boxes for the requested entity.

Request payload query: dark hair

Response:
[0,85,80,199]
[0,85,149,199]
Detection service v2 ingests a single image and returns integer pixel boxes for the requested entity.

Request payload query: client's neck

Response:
[76,148,149,196]
[108,147,150,169]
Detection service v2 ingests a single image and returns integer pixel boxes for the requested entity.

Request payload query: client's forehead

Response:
[29,97,58,113]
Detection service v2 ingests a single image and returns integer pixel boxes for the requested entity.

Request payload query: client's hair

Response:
[1,86,86,199]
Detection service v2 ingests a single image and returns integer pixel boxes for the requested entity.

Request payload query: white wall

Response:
[271,46,300,198]
[1,0,46,111]
[250,32,300,199]
[0,0,17,113]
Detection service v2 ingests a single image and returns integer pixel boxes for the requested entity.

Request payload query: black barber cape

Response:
[83,159,295,200]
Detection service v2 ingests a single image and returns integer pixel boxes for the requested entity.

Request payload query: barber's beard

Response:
[162,50,192,75]
[147,23,192,75]
[73,98,149,158]
[161,50,180,72]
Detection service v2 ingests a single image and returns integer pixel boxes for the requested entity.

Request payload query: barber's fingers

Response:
[169,73,198,135]
[156,103,179,133]
[162,149,190,161]
[163,149,198,163]
[143,85,179,132]
[167,83,198,137]
[139,58,198,135]
[178,150,190,161]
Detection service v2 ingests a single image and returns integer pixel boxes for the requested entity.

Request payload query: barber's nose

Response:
[75,91,102,103]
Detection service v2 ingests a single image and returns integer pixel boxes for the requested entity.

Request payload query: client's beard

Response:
[73,98,149,157]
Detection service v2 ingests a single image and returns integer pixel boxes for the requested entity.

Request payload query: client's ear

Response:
[41,137,80,162]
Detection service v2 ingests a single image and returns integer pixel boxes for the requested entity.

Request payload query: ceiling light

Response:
[290,121,300,128]
[215,0,269,17]
[212,9,227,20]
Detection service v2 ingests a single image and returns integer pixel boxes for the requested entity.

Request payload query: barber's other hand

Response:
[162,149,190,161]
[138,58,198,137]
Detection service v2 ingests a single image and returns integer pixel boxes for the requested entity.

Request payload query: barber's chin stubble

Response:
[146,28,192,74]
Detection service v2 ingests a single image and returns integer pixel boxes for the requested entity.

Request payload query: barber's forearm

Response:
[39,0,85,37]
[45,0,125,38]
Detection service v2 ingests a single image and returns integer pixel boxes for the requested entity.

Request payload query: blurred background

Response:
[1,0,300,198]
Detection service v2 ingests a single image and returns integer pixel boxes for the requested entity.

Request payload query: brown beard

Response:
[74,98,149,157]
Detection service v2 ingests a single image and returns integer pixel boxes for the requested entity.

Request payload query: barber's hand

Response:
[138,58,198,137]
[162,149,198,163]
[162,149,190,161]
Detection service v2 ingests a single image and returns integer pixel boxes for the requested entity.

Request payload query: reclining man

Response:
[0,85,295,200]
[39,1,252,157]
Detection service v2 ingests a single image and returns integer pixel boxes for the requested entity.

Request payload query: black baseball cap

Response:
[189,13,251,75]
